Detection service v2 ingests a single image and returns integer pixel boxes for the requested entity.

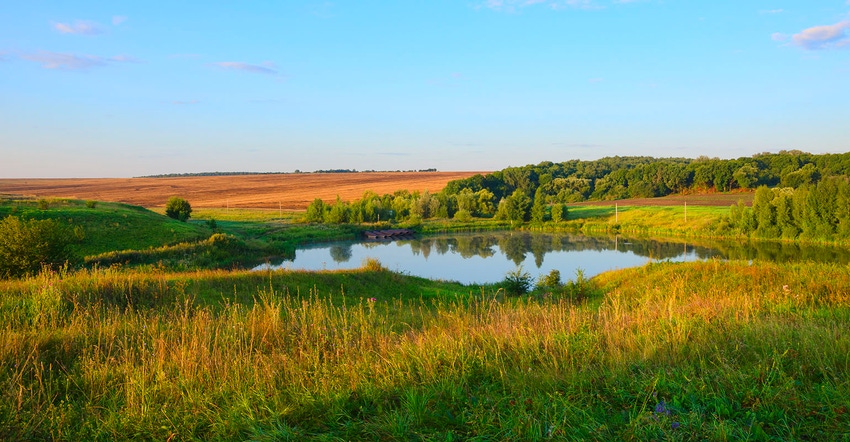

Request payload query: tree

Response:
[495,189,532,222]
[305,198,326,223]
[0,216,76,278]
[165,197,192,222]
[551,203,567,222]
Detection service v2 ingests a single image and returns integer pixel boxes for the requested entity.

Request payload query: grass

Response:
[1,259,847,440]
[0,197,209,258]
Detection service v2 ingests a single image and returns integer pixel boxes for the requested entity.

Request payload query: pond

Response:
[254,231,850,285]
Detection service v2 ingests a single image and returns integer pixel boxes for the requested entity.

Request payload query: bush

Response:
[536,269,561,290]
[362,257,384,272]
[501,266,532,296]
[165,197,192,222]
[453,209,472,222]
[85,200,97,209]
[0,216,76,278]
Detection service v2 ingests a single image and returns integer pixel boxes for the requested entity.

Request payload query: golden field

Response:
[0,172,483,210]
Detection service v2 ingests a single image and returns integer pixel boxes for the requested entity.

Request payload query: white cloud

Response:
[792,20,850,50]
[212,61,279,75]
[19,51,137,70]
[53,20,103,35]
[112,16,128,26]
[771,32,788,42]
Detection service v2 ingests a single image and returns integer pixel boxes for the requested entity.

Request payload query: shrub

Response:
[501,266,532,296]
[536,269,561,290]
[85,200,97,209]
[165,197,192,222]
[0,216,76,278]
[453,209,472,222]
[362,257,384,272]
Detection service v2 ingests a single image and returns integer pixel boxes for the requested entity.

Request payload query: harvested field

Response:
[573,191,754,207]
[0,172,484,210]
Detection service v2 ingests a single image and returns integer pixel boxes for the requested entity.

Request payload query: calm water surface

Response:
[253,231,850,284]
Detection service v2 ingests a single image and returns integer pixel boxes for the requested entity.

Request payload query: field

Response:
[573,191,754,208]
[0,172,483,210]
[2,260,848,440]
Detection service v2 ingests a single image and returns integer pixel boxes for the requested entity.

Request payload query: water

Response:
[254,231,850,284]
[249,232,681,284]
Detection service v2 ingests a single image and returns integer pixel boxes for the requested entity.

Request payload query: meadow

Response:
[1,189,849,440]
[1,260,848,440]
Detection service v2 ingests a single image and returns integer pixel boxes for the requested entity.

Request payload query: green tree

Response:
[165,197,192,222]
[550,203,567,222]
[495,189,532,222]
[0,216,76,278]
[305,198,326,223]
[530,188,548,222]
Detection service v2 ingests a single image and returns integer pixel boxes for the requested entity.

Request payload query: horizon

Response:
[2,1,849,178]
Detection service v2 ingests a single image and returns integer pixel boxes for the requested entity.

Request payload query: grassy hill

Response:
[0,197,209,259]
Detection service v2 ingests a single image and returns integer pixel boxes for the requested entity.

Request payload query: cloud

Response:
[771,32,788,42]
[112,15,127,26]
[53,20,103,35]
[19,51,138,70]
[212,61,279,75]
[792,20,850,50]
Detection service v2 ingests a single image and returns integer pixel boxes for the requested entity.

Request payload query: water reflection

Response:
[255,231,850,285]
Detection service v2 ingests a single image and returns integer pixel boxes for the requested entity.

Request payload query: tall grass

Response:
[1,260,848,440]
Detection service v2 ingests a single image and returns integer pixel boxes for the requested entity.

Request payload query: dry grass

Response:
[0,172,483,210]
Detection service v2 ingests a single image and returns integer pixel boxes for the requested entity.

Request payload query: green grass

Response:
[0,197,209,258]
[559,204,730,237]
[1,260,847,440]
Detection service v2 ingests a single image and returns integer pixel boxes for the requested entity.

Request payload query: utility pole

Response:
[684,201,687,223]
[615,203,619,223]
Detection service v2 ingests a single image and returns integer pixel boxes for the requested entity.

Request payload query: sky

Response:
[1,1,849,178]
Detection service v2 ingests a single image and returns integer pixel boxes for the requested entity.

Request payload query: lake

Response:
[254,231,850,285]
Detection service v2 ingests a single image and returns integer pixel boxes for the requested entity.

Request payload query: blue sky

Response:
[1,1,849,178]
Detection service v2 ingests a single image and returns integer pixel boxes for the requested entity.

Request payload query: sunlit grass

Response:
[1,260,848,439]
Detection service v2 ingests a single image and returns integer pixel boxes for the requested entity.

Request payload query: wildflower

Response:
[655,400,670,416]
[671,422,680,430]
[368,297,377,302]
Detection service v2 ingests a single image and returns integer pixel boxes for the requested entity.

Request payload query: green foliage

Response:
[305,198,326,223]
[441,151,850,210]
[0,216,76,278]
[453,209,472,222]
[0,198,209,260]
[165,196,192,222]
[536,269,561,290]
[501,265,532,295]
[550,203,567,222]
[495,189,532,222]
[725,179,850,241]
[85,200,97,209]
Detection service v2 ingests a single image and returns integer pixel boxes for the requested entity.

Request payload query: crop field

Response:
[0,172,483,210]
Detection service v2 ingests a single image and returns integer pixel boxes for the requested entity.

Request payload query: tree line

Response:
[306,151,850,225]
[725,178,850,241]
